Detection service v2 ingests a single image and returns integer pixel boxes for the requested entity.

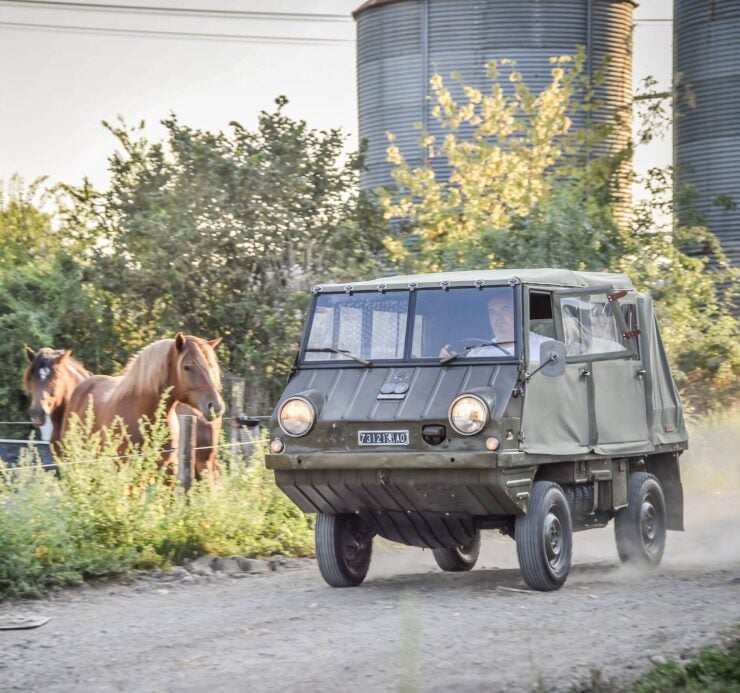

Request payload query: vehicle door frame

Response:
[552,285,647,449]
[519,285,591,455]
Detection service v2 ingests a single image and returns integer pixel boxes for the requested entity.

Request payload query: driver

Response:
[440,292,550,362]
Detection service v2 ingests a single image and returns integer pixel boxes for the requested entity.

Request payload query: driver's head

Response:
[487,292,515,343]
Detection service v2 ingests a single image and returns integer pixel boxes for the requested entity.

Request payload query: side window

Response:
[529,291,555,339]
[560,295,628,358]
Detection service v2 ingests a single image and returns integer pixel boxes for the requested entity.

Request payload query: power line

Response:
[0,19,353,44]
[0,0,352,22]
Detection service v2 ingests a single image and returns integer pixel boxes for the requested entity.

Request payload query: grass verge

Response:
[0,409,313,600]
[634,630,740,693]
[570,628,740,692]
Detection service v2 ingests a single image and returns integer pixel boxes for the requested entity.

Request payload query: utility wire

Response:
[0,0,352,22]
[0,19,353,43]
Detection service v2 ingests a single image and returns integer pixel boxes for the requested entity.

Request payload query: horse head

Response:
[23,346,74,426]
[170,333,225,421]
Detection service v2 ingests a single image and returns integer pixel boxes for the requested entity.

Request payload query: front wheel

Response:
[432,531,481,572]
[315,513,373,587]
[515,481,573,591]
[614,472,666,567]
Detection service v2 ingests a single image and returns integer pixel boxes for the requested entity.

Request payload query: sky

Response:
[0,0,672,192]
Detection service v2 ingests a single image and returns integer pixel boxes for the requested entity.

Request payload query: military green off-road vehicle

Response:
[265,269,688,591]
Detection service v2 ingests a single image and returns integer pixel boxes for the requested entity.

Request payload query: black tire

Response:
[432,531,481,572]
[515,481,573,591]
[614,472,666,567]
[315,513,373,587]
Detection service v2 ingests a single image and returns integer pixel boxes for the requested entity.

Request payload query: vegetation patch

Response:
[568,628,740,692]
[634,633,740,692]
[0,413,313,600]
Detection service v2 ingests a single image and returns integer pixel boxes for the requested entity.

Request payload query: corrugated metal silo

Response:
[674,0,740,273]
[355,0,635,197]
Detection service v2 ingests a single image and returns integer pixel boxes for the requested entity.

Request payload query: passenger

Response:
[562,313,623,356]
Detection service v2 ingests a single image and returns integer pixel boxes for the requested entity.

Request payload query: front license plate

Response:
[358,430,409,446]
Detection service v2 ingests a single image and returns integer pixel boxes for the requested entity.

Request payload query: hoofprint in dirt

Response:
[1,492,739,693]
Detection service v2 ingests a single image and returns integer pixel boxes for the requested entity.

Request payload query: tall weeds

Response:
[0,409,313,600]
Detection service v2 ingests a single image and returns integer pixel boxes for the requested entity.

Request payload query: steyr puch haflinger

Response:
[265,269,688,591]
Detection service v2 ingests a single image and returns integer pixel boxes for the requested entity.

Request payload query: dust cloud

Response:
[668,407,740,569]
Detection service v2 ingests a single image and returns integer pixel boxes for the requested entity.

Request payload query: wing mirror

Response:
[523,340,567,383]
[539,340,566,377]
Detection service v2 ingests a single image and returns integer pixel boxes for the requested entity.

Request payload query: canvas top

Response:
[313,268,636,293]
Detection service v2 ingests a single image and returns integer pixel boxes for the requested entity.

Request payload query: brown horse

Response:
[60,334,225,473]
[23,347,91,446]
[23,344,224,479]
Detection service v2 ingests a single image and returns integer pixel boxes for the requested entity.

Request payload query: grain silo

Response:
[355,0,635,197]
[674,0,740,274]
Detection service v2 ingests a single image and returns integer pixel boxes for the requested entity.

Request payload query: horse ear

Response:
[208,338,222,350]
[24,345,36,363]
[59,350,72,363]
[175,333,187,352]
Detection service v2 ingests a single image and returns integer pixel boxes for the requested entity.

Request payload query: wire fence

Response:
[0,392,270,480]
[0,415,269,427]
[0,437,264,476]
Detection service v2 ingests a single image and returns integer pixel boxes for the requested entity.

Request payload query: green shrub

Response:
[0,408,313,600]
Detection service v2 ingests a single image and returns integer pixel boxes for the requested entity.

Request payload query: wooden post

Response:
[177,414,196,492]
[230,377,246,465]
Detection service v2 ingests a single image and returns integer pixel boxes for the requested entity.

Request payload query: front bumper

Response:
[265,449,527,470]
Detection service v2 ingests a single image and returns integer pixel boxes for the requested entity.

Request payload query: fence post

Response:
[177,414,196,492]
[230,377,245,464]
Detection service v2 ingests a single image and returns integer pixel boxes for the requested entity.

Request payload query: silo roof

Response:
[353,0,638,20]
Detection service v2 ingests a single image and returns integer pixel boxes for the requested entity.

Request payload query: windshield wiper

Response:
[304,347,371,366]
[440,340,512,365]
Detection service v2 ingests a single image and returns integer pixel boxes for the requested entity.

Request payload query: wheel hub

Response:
[341,522,372,573]
[543,511,563,567]
[641,500,657,544]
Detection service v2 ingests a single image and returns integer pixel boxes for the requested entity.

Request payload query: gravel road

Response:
[2,490,739,693]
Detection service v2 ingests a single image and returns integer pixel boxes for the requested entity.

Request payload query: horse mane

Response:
[113,339,175,402]
[112,336,221,403]
[66,357,93,381]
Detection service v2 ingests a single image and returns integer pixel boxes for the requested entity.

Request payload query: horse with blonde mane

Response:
[61,334,225,469]
[24,343,223,479]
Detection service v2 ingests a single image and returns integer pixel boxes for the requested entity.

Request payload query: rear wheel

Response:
[315,513,373,587]
[614,472,666,567]
[515,481,573,591]
[432,531,481,572]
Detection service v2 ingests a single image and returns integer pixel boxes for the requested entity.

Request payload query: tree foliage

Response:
[58,98,384,409]
[381,59,739,411]
[0,178,105,430]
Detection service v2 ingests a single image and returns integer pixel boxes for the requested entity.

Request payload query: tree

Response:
[381,59,739,411]
[60,98,385,410]
[0,178,108,429]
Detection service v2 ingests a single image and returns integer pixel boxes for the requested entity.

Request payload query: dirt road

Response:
[2,491,739,693]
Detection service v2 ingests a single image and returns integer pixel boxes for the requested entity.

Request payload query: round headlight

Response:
[449,395,489,436]
[278,397,315,437]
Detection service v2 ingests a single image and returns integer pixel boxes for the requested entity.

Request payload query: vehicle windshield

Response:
[302,286,518,363]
